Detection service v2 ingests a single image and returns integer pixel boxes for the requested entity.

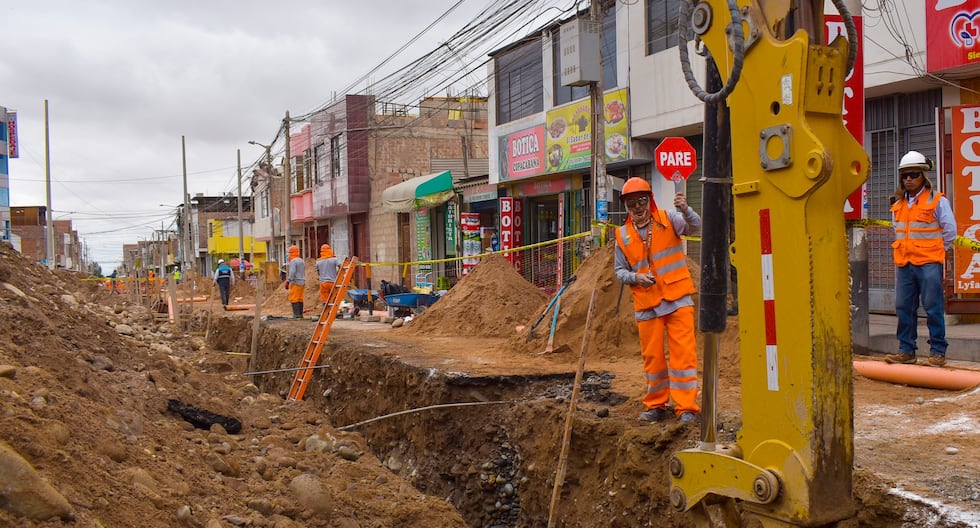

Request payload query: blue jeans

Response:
[895,262,947,356]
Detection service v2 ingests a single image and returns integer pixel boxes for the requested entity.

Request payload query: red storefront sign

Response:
[499,197,525,274]
[951,105,980,293]
[505,126,546,181]
[826,14,865,220]
[927,2,980,73]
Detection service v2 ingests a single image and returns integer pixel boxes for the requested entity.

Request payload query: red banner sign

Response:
[951,105,980,293]
[826,15,865,219]
[6,112,16,158]
[499,197,524,274]
[927,2,980,73]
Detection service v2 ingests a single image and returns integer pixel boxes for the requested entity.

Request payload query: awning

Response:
[381,170,455,212]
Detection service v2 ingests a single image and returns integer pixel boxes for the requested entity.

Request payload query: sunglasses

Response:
[900,172,921,180]
[625,196,649,209]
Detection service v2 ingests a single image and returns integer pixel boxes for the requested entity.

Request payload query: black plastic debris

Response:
[167,399,242,434]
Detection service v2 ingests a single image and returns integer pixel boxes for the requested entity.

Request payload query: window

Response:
[553,9,618,106]
[647,0,681,55]
[330,134,342,178]
[314,143,327,185]
[260,188,270,218]
[495,38,544,125]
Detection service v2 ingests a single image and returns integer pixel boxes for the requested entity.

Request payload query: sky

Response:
[2,0,573,273]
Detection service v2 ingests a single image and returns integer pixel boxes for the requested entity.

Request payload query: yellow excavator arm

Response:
[668,0,868,526]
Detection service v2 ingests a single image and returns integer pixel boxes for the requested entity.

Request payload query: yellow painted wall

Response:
[208,219,267,262]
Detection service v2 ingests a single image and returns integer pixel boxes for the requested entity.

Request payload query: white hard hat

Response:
[218,259,225,264]
[898,151,933,172]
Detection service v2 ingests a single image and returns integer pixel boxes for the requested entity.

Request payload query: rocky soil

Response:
[0,242,978,527]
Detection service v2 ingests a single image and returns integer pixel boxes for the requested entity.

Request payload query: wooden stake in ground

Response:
[249,270,265,377]
[204,283,216,341]
[547,289,598,528]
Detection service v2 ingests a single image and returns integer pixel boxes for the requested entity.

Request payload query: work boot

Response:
[884,352,916,364]
[292,302,303,319]
[678,412,699,424]
[925,354,947,367]
[637,407,670,422]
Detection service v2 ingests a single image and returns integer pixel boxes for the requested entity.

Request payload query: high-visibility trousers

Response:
[319,281,335,303]
[288,283,305,304]
[636,305,700,415]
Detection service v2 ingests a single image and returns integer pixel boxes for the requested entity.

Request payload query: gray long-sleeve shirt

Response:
[287,258,306,285]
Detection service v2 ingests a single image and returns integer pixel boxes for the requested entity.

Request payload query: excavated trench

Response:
[209,317,964,528]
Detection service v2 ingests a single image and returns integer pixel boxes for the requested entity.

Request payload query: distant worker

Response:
[886,151,957,367]
[214,259,235,307]
[109,269,118,294]
[614,177,702,424]
[316,244,340,309]
[286,245,306,319]
[173,266,181,285]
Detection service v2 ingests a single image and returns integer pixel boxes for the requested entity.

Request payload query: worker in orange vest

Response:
[886,151,956,368]
[614,177,702,424]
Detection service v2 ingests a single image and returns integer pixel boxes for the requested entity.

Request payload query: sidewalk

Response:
[859,313,980,364]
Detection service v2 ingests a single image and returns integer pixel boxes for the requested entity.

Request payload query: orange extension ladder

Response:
[286,256,358,401]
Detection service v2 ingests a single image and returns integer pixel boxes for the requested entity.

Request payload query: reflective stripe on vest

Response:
[615,211,695,313]
[891,191,945,266]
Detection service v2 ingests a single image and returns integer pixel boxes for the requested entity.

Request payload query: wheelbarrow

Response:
[383,292,439,316]
[347,289,379,309]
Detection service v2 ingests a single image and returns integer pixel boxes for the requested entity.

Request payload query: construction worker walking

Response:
[286,245,306,319]
[214,259,235,307]
[614,177,702,424]
[315,244,340,309]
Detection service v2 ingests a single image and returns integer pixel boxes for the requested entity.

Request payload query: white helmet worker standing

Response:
[886,150,956,368]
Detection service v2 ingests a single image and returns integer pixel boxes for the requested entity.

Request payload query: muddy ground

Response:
[0,242,977,527]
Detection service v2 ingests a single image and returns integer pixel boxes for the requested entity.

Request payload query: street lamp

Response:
[249,140,288,265]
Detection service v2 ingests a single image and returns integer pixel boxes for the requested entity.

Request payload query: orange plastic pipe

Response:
[853,360,980,391]
[176,296,208,303]
[223,304,256,311]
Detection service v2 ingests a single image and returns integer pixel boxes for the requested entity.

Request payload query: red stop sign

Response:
[655,137,697,181]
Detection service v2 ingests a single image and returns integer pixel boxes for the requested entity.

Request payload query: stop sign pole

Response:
[655,137,698,210]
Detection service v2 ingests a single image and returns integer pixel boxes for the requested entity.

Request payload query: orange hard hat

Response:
[620,177,652,200]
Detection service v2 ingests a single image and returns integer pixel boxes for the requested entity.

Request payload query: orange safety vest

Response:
[615,210,695,313]
[891,191,945,266]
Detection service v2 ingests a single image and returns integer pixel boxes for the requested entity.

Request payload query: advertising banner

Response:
[505,126,546,180]
[499,88,630,182]
[544,88,629,174]
[445,200,457,257]
[826,14,865,219]
[499,197,525,274]
[951,105,980,293]
[415,210,432,278]
[926,1,980,73]
[461,213,481,275]
[6,112,17,159]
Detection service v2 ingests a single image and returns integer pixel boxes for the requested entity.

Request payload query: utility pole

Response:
[43,99,55,269]
[181,136,191,275]
[283,111,292,254]
[237,149,245,275]
[589,1,607,225]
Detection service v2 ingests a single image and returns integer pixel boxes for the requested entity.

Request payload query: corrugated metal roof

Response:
[431,158,490,181]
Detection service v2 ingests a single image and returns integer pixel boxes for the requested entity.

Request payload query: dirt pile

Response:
[0,243,467,528]
[405,253,548,337]
[260,258,324,315]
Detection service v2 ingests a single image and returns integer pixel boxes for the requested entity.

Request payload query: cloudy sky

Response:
[2,0,573,273]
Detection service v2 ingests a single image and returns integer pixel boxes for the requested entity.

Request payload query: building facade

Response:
[487,0,980,313]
